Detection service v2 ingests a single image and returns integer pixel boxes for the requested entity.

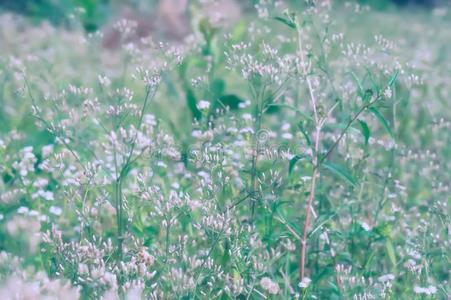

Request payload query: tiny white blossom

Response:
[98,75,111,87]
[192,130,202,138]
[413,285,437,295]
[17,207,29,214]
[238,100,251,108]
[281,132,293,140]
[260,277,279,295]
[41,144,54,158]
[384,87,392,98]
[29,210,39,217]
[281,122,291,131]
[378,274,395,282]
[299,277,312,288]
[49,206,63,216]
[197,100,210,110]
[42,191,54,201]
[242,113,253,121]
[360,222,371,231]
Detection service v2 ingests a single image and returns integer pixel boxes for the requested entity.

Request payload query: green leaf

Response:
[264,104,280,114]
[362,89,374,103]
[388,70,399,87]
[231,20,246,42]
[365,68,380,93]
[364,249,377,270]
[348,71,364,97]
[273,16,296,29]
[357,119,370,145]
[309,213,336,237]
[368,107,394,139]
[288,155,306,175]
[217,94,243,110]
[385,239,397,268]
[199,18,216,42]
[374,223,392,238]
[186,89,202,120]
[199,18,217,55]
[297,122,312,147]
[322,161,356,187]
[210,79,225,98]
[264,103,313,121]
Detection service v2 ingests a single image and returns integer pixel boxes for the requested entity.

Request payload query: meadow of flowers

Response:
[0,0,449,299]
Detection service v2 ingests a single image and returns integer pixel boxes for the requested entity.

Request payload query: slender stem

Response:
[114,84,156,296]
[118,86,154,180]
[316,98,378,168]
[299,127,321,281]
[112,133,124,298]
[297,26,318,125]
[250,84,264,221]
[299,97,380,280]
[115,178,123,259]
[116,85,155,252]
[296,20,321,281]
[165,220,171,261]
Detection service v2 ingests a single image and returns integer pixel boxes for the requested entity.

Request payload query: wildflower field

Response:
[0,0,449,299]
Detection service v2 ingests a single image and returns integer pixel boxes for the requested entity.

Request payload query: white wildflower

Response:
[299,277,312,288]
[378,274,395,283]
[49,206,63,216]
[197,100,210,110]
[41,144,54,158]
[242,113,253,121]
[360,222,371,231]
[238,100,251,108]
[42,191,54,201]
[413,285,437,295]
[383,87,392,98]
[281,123,291,131]
[260,277,279,295]
[281,132,293,140]
[98,75,111,87]
[17,207,29,214]
[192,130,202,138]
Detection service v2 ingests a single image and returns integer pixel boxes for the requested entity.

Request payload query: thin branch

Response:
[316,96,380,168]
[296,19,322,281]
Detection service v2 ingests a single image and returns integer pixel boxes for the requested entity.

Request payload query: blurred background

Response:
[0,0,448,34]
